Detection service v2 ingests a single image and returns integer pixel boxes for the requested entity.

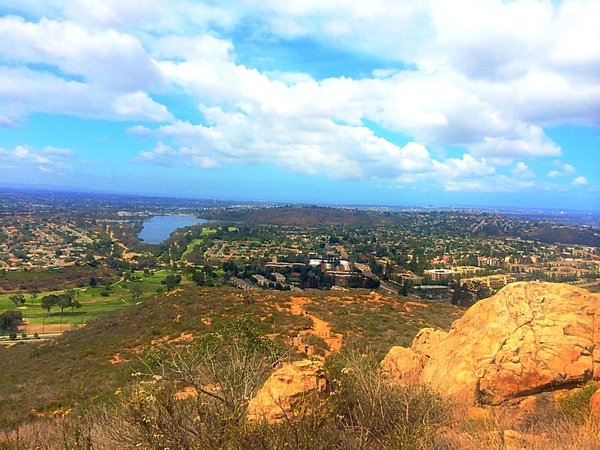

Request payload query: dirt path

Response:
[23,323,83,334]
[108,228,142,261]
[289,297,343,355]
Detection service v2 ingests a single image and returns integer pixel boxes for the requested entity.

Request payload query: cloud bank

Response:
[0,0,598,194]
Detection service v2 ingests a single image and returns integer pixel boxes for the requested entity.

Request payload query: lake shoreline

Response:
[138,215,209,244]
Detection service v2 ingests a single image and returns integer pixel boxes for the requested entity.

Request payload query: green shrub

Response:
[557,383,599,423]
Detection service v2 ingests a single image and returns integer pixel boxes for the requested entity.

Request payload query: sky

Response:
[0,0,598,210]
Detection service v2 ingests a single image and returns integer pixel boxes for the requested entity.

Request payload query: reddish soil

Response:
[289,297,343,355]
[109,352,130,365]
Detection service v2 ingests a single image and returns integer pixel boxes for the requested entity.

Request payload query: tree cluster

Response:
[40,291,81,314]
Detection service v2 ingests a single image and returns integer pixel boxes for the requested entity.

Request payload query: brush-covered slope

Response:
[0,287,462,426]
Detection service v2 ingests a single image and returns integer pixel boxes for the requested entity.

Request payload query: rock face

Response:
[247,360,326,423]
[380,346,427,383]
[382,282,600,405]
[411,328,448,357]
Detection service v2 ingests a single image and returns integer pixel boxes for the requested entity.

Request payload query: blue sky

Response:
[0,0,598,210]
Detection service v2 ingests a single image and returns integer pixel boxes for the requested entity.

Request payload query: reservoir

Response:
[138,215,208,244]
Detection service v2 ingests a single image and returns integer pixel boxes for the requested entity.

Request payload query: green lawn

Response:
[0,269,175,330]
[180,227,217,258]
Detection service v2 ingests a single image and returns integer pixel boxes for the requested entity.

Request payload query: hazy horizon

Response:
[0,1,598,210]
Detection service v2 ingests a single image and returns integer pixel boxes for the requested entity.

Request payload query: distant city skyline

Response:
[0,1,598,211]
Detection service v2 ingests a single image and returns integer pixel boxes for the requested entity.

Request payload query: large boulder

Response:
[380,328,447,383]
[411,327,448,357]
[247,360,326,423]
[380,346,427,383]
[383,282,600,405]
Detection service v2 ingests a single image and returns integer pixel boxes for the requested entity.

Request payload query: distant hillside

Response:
[203,205,399,226]
[0,286,462,427]
[523,225,600,247]
[202,205,600,246]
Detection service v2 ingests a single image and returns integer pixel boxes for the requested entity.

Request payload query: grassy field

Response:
[0,270,174,332]
[180,227,216,259]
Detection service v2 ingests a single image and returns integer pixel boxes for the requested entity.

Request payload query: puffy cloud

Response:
[471,125,561,157]
[0,67,172,124]
[132,117,438,181]
[511,162,536,179]
[548,162,577,178]
[112,92,173,122]
[572,176,588,186]
[0,16,162,91]
[0,145,73,172]
[2,1,598,194]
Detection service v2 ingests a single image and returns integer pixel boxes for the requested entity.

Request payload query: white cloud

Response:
[0,66,171,124]
[0,145,73,172]
[0,16,162,91]
[572,176,588,186]
[471,124,561,157]
[1,1,598,193]
[511,162,536,179]
[548,161,578,178]
[112,92,173,122]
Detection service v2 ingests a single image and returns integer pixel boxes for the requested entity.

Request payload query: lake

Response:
[138,215,209,244]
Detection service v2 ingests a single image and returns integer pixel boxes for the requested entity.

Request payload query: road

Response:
[354,262,399,295]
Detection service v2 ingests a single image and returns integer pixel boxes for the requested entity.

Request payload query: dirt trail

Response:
[108,228,142,261]
[23,323,81,334]
[289,297,343,354]
[109,352,130,365]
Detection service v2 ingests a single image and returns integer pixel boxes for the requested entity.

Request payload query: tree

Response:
[89,276,98,287]
[162,274,182,291]
[400,280,413,296]
[451,284,461,306]
[40,294,59,313]
[222,261,236,273]
[9,294,26,307]
[191,271,205,286]
[57,293,73,314]
[70,299,82,313]
[130,285,143,300]
[0,310,24,332]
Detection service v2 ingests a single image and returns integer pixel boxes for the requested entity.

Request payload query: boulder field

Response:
[381,282,600,405]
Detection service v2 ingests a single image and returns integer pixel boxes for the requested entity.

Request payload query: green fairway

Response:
[0,269,174,331]
[180,228,215,258]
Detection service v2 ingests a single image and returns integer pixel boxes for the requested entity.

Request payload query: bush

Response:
[33,332,39,339]
[87,341,448,449]
[21,333,27,339]
[325,350,449,449]
[557,383,599,424]
[9,333,17,340]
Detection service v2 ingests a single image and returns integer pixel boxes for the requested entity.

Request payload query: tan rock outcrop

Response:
[383,282,600,405]
[380,346,427,383]
[247,360,326,423]
[411,327,448,357]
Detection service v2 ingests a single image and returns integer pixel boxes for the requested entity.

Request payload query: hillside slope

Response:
[0,287,462,426]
